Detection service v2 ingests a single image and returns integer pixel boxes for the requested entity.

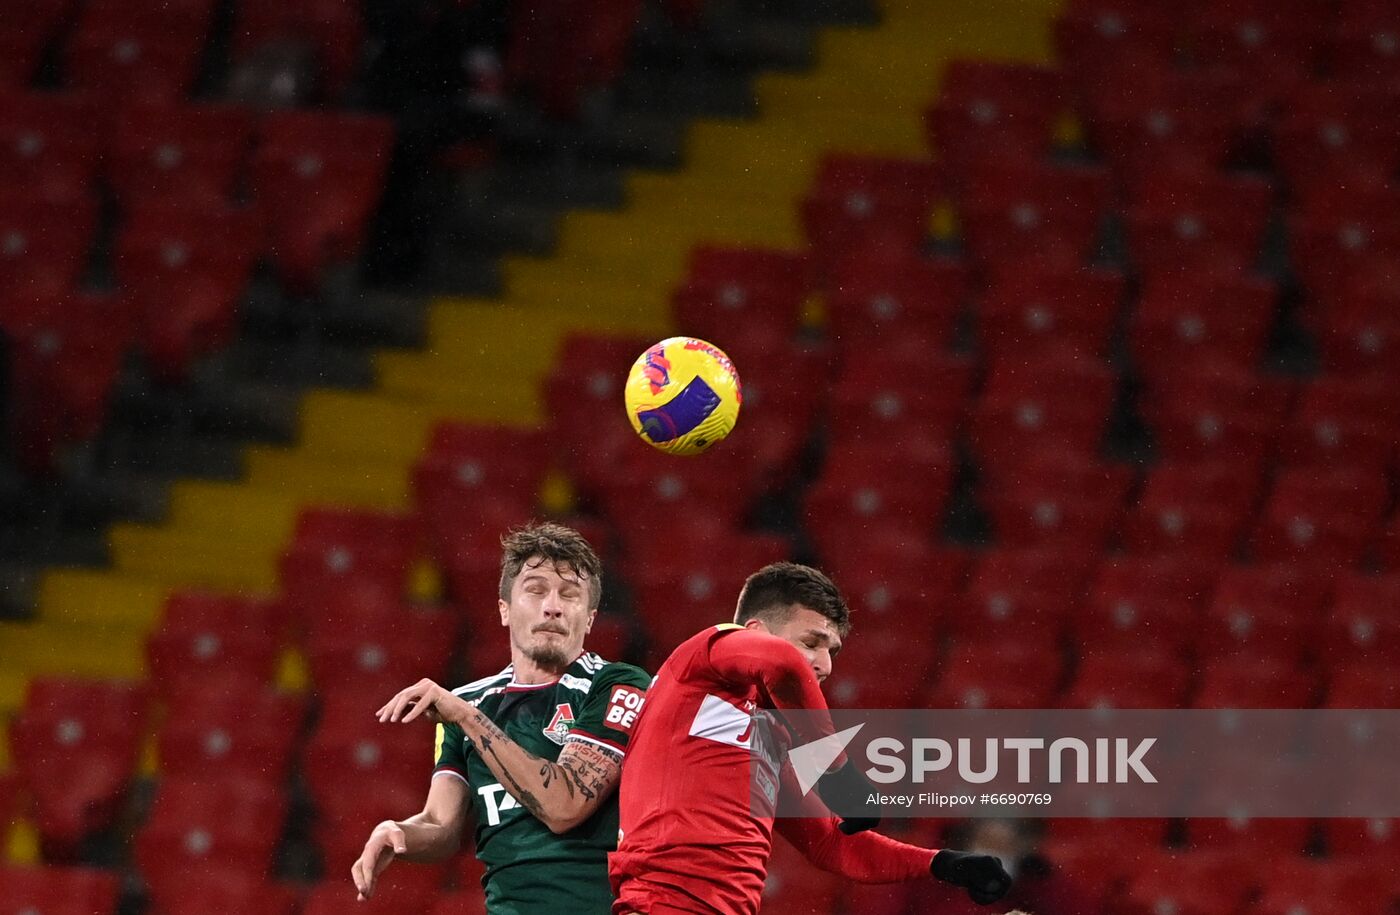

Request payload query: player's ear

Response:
[740,617,768,633]
[585,606,597,632]
[498,598,509,627]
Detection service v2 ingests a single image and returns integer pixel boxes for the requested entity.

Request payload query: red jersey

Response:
[610,624,934,915]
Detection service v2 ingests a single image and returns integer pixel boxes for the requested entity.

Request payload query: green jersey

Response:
[433,652,651,915]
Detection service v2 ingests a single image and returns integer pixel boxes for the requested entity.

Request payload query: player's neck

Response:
[509,649,576,684]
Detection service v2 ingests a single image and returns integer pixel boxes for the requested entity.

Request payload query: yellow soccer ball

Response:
[623,337,742,456]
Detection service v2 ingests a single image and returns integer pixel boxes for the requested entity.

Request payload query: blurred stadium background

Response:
[2,0,1400,911]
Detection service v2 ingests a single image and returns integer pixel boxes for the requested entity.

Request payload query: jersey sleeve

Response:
[774,764,936,882]
[433,720,471,785]
[565,662,651,756]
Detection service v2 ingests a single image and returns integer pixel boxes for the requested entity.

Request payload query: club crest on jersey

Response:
[543,703,576,745]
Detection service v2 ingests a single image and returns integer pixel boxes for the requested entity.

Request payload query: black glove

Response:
[813,758,882,835]
[931,849,1013,905]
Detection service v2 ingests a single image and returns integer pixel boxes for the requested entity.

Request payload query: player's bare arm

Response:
[351,768,468,900]
[378,677,624,834]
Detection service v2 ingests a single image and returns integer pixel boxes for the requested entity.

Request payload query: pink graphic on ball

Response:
[643,345,672,394]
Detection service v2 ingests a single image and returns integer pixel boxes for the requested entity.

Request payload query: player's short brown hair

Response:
[735,562,850,636]
[498,521,603,609]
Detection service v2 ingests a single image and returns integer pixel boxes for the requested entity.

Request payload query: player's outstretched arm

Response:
[776,768,1012,904]
[377,678,624,835]
[351,773,468,900]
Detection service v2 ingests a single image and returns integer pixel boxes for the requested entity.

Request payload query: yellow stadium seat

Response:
[36,568,167,629]
[242,448,410,509]
[0,621,146,680]
[107,525,279,592]
[166,481,301,544]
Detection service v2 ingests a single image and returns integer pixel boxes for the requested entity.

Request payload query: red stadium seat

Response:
[925,60,1064,173]
[929,640,1064,709]
[145,870,299,915]
[1054,0,1179,91]
[825,627,937,708]
[818,534,968,624]
[1142,362,1292,465]
[10,678,148,856]
[1192,655,1316,708]
[707,330,828,488]
[1120,461,1265,562]
[672,245,809,341]
[800,153,944,264]
[0,91,102,200]
[1199,564,1331,664]
[599,443,755,549]
[1185,1,1323,101]
[250,110,395,291]
[827,349,972,453]
[1275,81,1400,196]
[301,868,447,915]
[155,676,305,785]
[1277,375,1399,472]
[1120,848,1257,915]
[976,264,1125,358]
[2,294,134,474]
[430,889,489,915]
[825,250,968,349]
[281,507,421,610]
[1083,60,1248,183]
[1324,574,1400,668]
[303,602,457,694]
[1075,556,1214,654]
[65,3,213,104]
[626,529,790,596]
[959,158,1111,268]
[1185,817,1313,856]
[232,0,365,99]
[1316,279,1400,378]
[544,333,653,493]
[0,864,121,915]
[970,351,1117,478]
[1131,270,1276,381]
[1251,856,1397,915]
[1289,185,1400,307]
[950,547,1095,647]
[1331,1,1400,82]
[1251,466,1388,568]
[108,102,254,205]
[1063,647,1191,708]
[803,443,955,563]
[412,423,549,546]
[0,192,98,299]
[984,453,1133,552]
[304,697,433,829]
[1124,171,1273,275]
[1323,816,1400,857]
[504,0,643,119]
[135,776,287,899]
[0,0,74,88]
[146,592,284,696]
[1324,662,1400,708]
[114,198,261,380]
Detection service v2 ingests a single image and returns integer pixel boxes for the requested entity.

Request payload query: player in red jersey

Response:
[611,562,1012,914]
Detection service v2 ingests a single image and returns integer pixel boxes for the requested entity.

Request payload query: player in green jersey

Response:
[351,522,650,914]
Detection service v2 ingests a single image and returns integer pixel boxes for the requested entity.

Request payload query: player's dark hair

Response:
[735,562,850,636]
[499,521,603,609]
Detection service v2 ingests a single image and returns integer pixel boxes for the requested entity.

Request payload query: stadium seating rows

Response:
[7,0,1400,910]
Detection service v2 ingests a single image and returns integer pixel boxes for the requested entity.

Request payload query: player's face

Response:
[763,606,843,683]
[499,557,596,670]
